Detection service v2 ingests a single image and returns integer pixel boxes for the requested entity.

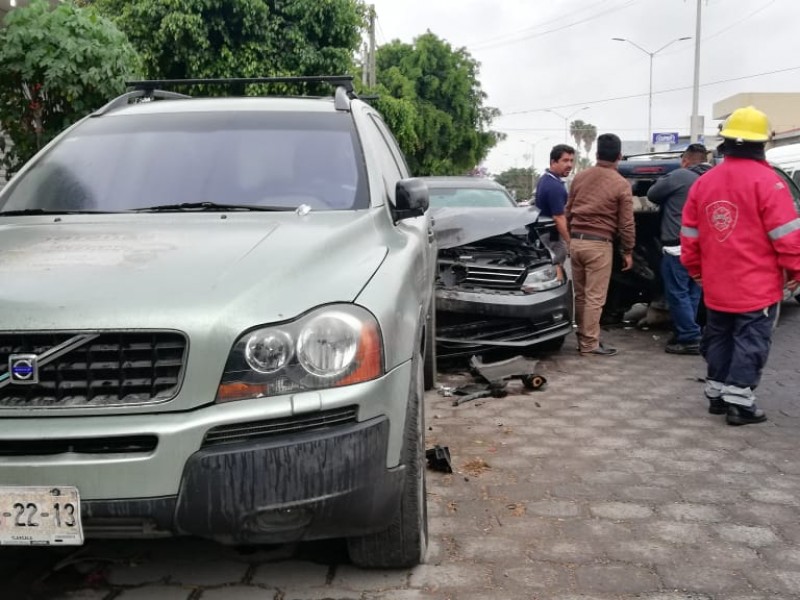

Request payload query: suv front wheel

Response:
[347,350,428,568]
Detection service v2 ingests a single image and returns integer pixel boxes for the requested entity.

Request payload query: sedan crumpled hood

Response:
[430,206,541,249]
[0,211,387,333]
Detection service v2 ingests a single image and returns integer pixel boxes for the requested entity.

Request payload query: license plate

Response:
[0,486,83,546]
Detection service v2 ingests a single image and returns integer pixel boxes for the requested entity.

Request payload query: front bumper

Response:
[435,283,573,350]
[81,416,403,544]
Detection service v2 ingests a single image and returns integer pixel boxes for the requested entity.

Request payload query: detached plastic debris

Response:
[469,355,548,391]
[426,445,453,473]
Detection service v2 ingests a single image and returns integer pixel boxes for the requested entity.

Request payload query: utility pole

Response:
[361,43,369,87]
[367,5,377,88]
[689,0,703,143]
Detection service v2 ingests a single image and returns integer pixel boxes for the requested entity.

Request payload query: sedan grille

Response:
[0,331,187,408]
[440,260,526,290]
[202,406,359,447]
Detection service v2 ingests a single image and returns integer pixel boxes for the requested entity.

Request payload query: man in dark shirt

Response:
[647,143,712,355]
[535,144,576,263]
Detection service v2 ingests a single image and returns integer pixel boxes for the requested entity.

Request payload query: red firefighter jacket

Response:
[681,156,800,313]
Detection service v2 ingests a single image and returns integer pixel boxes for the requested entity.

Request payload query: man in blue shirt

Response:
[535,144,576,263]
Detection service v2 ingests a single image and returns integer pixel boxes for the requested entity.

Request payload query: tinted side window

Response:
[369,115,409,177]
[363,117,402,204]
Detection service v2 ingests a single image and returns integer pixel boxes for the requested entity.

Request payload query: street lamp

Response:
[545,107,589,144]
[612,36,691,151]
[522,136,550,197]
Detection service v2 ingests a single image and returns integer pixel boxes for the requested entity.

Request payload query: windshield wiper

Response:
[131,202,292,213]
[0,209,117,216]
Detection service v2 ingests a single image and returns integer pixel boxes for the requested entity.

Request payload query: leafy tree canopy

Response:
[494,167,538,201]
[93,0,366,94]
[0,0,140,176]
[370,32,502,176]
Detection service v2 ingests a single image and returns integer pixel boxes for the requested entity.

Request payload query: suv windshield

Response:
[0,111,368,213]
[427,187,515,208]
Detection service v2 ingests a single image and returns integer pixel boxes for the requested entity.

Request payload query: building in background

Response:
[714,92,800,148]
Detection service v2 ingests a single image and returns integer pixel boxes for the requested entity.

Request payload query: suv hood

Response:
[0,211,387,333]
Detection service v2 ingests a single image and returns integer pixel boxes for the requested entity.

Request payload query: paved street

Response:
[4,302,800,600]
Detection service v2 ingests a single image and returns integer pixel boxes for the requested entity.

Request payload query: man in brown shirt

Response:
[566,133,635,356]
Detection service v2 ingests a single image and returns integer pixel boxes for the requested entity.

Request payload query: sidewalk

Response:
[421,302,800,599]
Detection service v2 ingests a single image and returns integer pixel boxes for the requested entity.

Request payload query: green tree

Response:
[370,32,502,176]
[93,0,366,94]
[494,167,538,201]
[0,0,140,177]
[570,119,598,172]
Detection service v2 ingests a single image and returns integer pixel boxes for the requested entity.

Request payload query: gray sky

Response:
[368,0,800,174]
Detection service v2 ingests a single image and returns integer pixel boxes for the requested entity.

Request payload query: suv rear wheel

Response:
[347,351,428,568]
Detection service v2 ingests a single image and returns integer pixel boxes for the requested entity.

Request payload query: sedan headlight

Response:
[521,264,563,294]
[217,305,383,403]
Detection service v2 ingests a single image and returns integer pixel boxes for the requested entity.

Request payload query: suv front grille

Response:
[202,406,359,448]
[0,331,187,408]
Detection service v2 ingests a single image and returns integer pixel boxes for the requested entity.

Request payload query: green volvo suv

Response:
[0,76,435,568]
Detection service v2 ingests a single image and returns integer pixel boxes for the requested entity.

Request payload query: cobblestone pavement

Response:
[4,303,800,600]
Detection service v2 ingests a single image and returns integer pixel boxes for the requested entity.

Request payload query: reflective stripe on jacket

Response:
[680,156,800,313]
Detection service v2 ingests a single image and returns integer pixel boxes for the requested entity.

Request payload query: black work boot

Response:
[704,379,726,415]
[726,405,767,426]
[707,398,727,415]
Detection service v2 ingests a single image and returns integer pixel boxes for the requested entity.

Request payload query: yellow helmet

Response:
[719,106,771,142]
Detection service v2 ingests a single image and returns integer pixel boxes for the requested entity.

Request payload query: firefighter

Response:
[681,106,800,425]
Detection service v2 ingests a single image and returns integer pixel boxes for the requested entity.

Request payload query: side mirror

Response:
[392,178,429,223]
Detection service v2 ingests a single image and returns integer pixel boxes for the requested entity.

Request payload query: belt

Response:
[571,232,612,243]
[662,239,680,247]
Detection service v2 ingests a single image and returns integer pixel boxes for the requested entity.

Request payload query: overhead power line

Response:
[661,0,777,56]
[498,65,800,117]
[465,0,611,48]
[468,0,640,51]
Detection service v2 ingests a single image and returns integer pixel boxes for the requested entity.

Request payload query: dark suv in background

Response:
[604,152,800,324]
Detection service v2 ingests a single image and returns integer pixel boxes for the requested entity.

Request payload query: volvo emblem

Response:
[8,354,39,385]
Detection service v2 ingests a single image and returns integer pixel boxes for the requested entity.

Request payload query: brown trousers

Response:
[570,238,614,352]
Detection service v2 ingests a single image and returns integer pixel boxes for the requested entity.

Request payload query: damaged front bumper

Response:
[435,283,573,354]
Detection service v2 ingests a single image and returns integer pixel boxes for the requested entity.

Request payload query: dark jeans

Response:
[701,304,777,390]
[661,253,702,342]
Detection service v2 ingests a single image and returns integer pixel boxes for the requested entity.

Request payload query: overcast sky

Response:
[368,0,800,174]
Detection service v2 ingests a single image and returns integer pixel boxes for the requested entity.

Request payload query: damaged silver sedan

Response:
[423,177,573,358]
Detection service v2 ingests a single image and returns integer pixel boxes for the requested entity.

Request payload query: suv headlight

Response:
[521,264,563,293]
[217,305,383,403]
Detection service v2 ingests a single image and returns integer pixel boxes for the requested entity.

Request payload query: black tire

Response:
[423,307,437,391]
[347,353,428,568]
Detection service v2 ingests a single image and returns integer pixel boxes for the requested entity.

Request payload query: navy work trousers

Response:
[701,304,778,390]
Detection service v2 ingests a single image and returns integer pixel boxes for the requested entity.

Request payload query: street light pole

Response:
[612,36,691,151]
[690,0,703,142]
[545,107,589,144]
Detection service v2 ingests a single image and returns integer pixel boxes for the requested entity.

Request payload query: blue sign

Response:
[652,132,679,145]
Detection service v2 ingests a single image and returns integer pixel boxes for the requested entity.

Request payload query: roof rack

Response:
[92,89,192,117]
[125,75,357,110]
